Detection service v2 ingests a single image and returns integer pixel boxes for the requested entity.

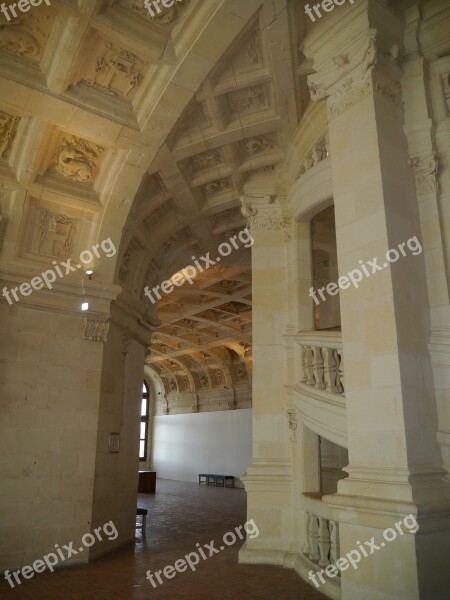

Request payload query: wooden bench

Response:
[198,473,234,487]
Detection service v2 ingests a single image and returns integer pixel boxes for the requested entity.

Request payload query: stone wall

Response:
[0,303,103,570]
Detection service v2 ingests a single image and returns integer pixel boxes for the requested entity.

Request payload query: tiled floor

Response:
[1,479,326,599]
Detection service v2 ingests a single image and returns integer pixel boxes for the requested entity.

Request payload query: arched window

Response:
[139,382,150,461]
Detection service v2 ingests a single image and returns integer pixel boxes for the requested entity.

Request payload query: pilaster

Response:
[239,192,295,564]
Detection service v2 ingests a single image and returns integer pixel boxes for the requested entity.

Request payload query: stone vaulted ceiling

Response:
[0,0,309,405]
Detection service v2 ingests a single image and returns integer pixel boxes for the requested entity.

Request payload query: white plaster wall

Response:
[152,409,252,483]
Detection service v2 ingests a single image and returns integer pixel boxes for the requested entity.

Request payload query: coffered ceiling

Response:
[0,0,310,404]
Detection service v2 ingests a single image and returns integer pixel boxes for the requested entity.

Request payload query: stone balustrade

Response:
[304,511,340,570]
[298,333,344,395]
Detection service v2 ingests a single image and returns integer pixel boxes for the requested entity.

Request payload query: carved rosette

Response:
[409,154,439,194]
[83,319,110,343]
[304,29,403,119]
[52,136,103,183]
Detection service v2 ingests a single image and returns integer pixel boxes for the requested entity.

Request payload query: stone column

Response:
[401,4,450,478]
[302,2,450,598]
[238,193,295,565]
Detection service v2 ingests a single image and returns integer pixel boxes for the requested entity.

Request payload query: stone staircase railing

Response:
[297,331,344,395]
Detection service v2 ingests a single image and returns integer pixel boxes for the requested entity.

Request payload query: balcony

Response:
[286,331,347,448]
[301,492,341,600]
[298,331,344,394]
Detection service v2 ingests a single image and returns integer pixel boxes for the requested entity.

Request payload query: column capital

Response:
[240,194,288,232]
[302,3,404,118]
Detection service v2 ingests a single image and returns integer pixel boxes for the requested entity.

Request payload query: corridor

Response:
[1,480,326,600]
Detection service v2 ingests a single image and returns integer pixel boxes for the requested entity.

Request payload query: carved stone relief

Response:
[38,209,79,258]
[213,369,224,385]
[77,41,147,100]
[199,374,209,387]
[373,70,402,106]
[228,86,266,113]
[409,154,439,194]
[297,135,329,178]
[52,136,103,183]
[0,22,39,58]
[83,320,110,342]
[287,408,297,442]
[202,179,231,196]
[241,195,286,232]
[123,0,188,24]
[242,136,273,156]
[192,150,222,171]
[305,30,402,118]
[0,111,19,158]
